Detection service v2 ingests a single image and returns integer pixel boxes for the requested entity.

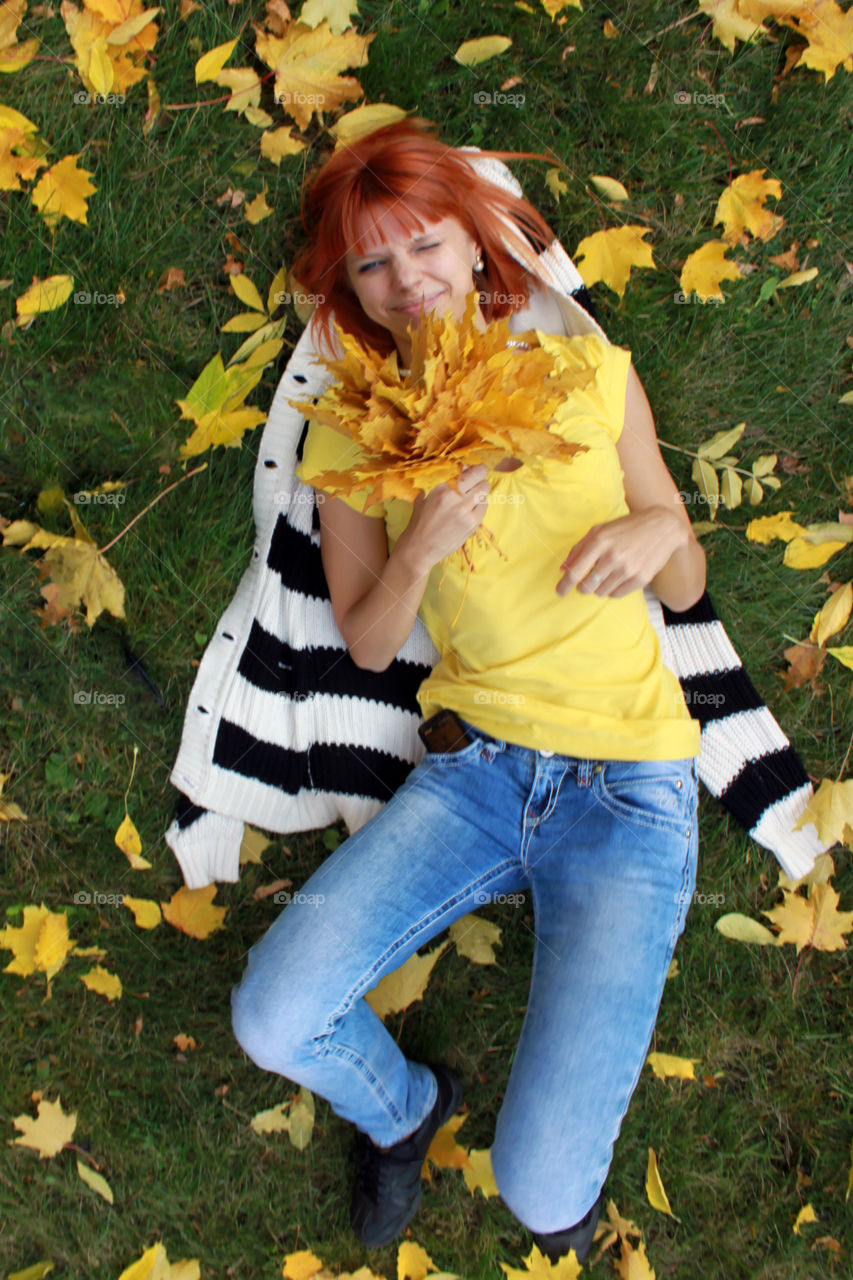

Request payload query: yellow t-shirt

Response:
[296,332,699,762]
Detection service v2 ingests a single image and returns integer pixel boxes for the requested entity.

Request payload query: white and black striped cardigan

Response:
[166,152,827,889]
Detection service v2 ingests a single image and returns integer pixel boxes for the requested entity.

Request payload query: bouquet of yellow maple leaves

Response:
[290,290,594,512]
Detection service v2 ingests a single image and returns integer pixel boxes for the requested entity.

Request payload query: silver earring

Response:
[474,255,484,272]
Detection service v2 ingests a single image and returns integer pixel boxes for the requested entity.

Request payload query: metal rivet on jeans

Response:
[676,779,682,789]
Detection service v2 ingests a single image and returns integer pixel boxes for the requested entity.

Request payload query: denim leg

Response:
[231,735,527,1147]
[490,756,698,1234]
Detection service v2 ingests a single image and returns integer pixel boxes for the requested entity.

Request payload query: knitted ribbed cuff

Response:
[164,808,244,889]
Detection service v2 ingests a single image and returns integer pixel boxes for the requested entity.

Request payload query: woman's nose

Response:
[390,255,421,289]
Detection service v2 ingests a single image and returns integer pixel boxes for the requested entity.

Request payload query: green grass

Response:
[2,0,852,1277]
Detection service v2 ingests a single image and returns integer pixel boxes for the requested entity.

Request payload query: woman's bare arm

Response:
[557,364,706,612]
[317,466,491,672]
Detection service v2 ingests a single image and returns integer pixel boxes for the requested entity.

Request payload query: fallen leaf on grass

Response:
[117,1242,200,1280]
[10,1097,76,1158]
[810,582,852,647]
[115,812,152,871]
[792,778,853,846]
[240,824,273,865]
[173,1034,197,1052]
[0,772,27,822]
[251,1086,315,1149]
[679,241,741,301]
[646,1148,678,1219]
[448,914,502,964]
[423,1113,469,1181]
[398,1240,436,1280]
[281,1252,323,1280]
[783,643,826,691]
[30,154,96,228]
[589,174,628,201]
[462,1147,499,1197]
[454,35,512,65]
[745,511,806,544]
[715,912,779,945]
[365,940,450,1020]
[764,883,853,953]
[161,886,227,939]
[499,1243,581,1278]
[793,1203,818,1233]
[2,519,125,626]
[7,1264,55,1280]
[646,1052,700,1081]
[122,896,162,929]
[0,904,75,978]
[77,1158,114,1204]
[714,170,783,245]
[574,225,656,298]
[80,966,122,1001]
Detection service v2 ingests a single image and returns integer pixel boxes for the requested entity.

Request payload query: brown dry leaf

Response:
[158,267,186,292]
[714,169,783,245]
[783,642,826,691]
[173,1033,197,1052]
[10,1096,77,1158]
[161,885,227,939]
[574,225,656,298]
[365,940,450,1020]
[768,241,800,271]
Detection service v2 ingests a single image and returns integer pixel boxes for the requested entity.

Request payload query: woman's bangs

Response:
[341,181,459,258]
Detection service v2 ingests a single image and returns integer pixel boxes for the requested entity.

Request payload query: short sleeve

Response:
[544,333,632,445]
[591,339,632,443]
[296,419,387,519]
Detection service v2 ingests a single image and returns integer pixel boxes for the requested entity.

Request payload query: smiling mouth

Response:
[394,293,443,314]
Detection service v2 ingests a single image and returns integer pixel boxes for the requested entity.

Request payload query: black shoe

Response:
[350,1065,463,1248]
[531,1187,606,1264]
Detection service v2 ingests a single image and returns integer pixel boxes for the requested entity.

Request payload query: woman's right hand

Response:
[400,465,491,572]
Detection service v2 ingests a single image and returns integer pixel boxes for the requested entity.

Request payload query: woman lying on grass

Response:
[230,119,706,1264]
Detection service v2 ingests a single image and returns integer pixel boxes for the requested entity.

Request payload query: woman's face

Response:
[344,209,483,365]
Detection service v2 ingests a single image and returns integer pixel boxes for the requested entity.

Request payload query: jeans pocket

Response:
[595,759,695,835]
[423,736,485,768]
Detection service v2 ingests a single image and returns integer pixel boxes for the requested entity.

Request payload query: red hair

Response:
[291,118,560,356]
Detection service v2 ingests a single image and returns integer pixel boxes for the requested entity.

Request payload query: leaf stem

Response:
[163,69,277,112]
[658,440,763,480]
[98,464,208,554]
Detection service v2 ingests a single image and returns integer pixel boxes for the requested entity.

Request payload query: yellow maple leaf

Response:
[714,169,783,245]
[499,1243,581,1278]
[365,940,450,1020]
[122,896,162,928]
[397,1240,436,1280]
[61,0,159,97]
[613,1237,656,1280]
[245,187,273,224]
[30,152,96,227]
[213,67,263,118]
[80,965,123,1000]
[462,1146,499,1197]
[35,910,74,980]
[448,914,502,964]
[282,1251,324,1280]
[117,1242,196,1280]
[646,1052,700,1081]
[764,881,853,952]
[793,1202,818,1233]
[783,520,852,568]
[300,0,361,36]
[0,119,48,191]
[787,0,853,81]
[2,519,125,626]
[178,405,269,458]
[646,1148,678,1219]
[700,0,768,52]
[745,510,806,544]
[574,225,656,298]
[0,772,27,822]
[545,168,569,203]
[255,21,374,131]
[259,125,307,164]
[679,240,741,301]
[161,885,227,939]
[239,825,273,865]
[810,581,852,646]
[0,904,51,975]
[423,1113,470,1178]
[0,0,39,70]
[11,1096,77,1158]
[194,36,238,82]
[454,35,513,65]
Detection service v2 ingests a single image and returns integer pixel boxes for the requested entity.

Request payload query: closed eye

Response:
[356,243,441,274]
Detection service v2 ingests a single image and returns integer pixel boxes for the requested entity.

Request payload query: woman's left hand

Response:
[556,505,689,598]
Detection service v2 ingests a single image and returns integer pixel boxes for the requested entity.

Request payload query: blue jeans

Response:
[231,722,698,1234]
